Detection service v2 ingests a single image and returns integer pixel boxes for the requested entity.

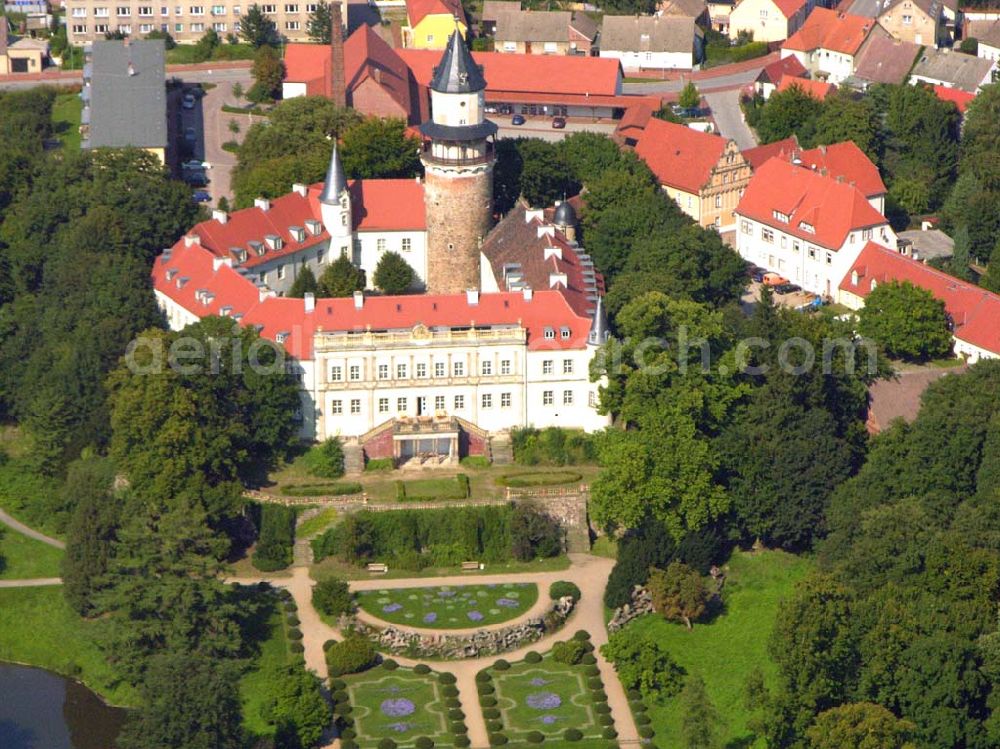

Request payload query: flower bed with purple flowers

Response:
[356,583,538,630]
[488,652,607,742]
[344,667,455,749]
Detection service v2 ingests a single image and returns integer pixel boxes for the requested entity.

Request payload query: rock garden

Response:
[356,583,539,630]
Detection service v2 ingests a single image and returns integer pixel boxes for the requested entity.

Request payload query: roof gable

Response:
[407,0,467,28]
[600,15,699,53]
[783,8,879,55]
[634,117,730,194]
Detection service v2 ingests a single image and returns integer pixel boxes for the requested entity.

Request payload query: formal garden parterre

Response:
[357,583,539,629]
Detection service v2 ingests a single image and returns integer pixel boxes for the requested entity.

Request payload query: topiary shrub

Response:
[483,707,500,719]
[340,728,356,740]
[327,636,377,676]
[489,734,508,746]
[334,702,353,716]
[574,630,591,641]
[486,720,503,733]
[313,576,354,618]
[454,737,471,748]
[634,713,651,725]
[595,703,612,714]
[475,671,491,683]
[439,672,457,685]
[289,641,305,653]
[638,726,654,739]
[416,737,434,749]
[588,677,603,689]
[286,614,300,626]
[584,665,600,677]
[382,658,399,670]
[446,698,462,709]
[415,664,432,675]
[549,581,581,602]
[602,727,618,739]
[480,696,497,708]
[494,659,510,671]
[324,640,338,653]
[452,722,468,735]
[526,731,545,744]
[332,690,350,704]
[592,690,608,702]
[552,639,588,665]
[288,627,304,641]
[378,739,397,749]
[564,728,583,742]
[626,689,641,701]
[581,653,597,665]
[598,714,614,726]
[442,685,460,698]
[331,678,347,690]
[629,701,646,714]
[525,651,542,664]
[448,708,465,721]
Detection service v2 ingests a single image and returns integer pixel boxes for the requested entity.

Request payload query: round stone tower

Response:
[419,27,498,295]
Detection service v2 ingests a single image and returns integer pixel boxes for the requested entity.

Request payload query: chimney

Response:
[212,209,228,224]
[254,197,271,211]
[353,289,364,309]
[292,183,308,197]
[184,234,201,247]
[0,18,9,56]
[304,292,316,313]
[466,288,480,306]
[522,287,533,301]
[212,256,232,271]
[819,144,827,154]
[330,1,347,107]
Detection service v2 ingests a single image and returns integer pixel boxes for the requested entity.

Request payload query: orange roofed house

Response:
[634,117,751,231]
[728,0,814,43]
[403,0,468,49]
[780,7,888,84]
[735,156,896,297]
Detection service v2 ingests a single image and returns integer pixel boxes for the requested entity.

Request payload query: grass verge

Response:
[296,506,339,539]
[0,529,63,579]
[625,549,812,748]
[51,91,82,151]
[0,586,138,706]
[239,598,292,739]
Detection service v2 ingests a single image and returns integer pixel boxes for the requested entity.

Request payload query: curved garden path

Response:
[0,509,65,549]
[230,553,639,749]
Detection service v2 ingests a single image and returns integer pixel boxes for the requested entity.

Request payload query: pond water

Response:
[0,662,125,749]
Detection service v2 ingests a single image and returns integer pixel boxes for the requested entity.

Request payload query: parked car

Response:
[182,93,196,109]
[181,159,210,170]
[183,126,197,142]
[773,283,801,295]
[751,270,765,283]
[552,116,566,129]
[192,190,212,203]
[762,272,789,286]
[672,104,699,118]
[511,114,526,126]
[184,172,208,187]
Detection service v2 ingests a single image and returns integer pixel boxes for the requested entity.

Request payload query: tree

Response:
[340,117,421,179]
[980,257,1000,294]
[312,576,353,617]
[307,0,332,43]
[116,652,245,749]
[251,45,285,102]
[240,3,277,47]
[231,81,244,102]
[960,37,979,55]
[61,457,122,615]
[858,280,952,362]
[262,665,332,747]
[373,251,416,294]
[288,266,318,298]
[680,675,723,749]
[303,437,345,478]
[678,81,700,111]
[647,562,709,629]
[806,702,917,749]
[812,92,880,161]
[517,139,580,208]
[191,28,220,62]
[317,255,366,297]
[510,503,563,560]
[145,29,177,49]
[755,84,824,144]
[601,629,686,703]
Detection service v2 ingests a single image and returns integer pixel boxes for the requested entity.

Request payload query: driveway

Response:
[623,63,765,95]
[705,89,757,149]
[495,118,618,142]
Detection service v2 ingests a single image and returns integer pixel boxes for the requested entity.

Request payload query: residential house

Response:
[877,0,946,48]
[734,157,896,297]
[932,83,976,112]
[600,15,704,70]
[634,117,751,230]
[839,242,1000,362]
[660,0,712,30]
[754,54,808,98]
[897,222,954,262]
[780,8,888,84]
[741,135,799,168]
[403,0,468,49]
[910,48,998,93]
[776,74,836,97]
[967,19,1000,62]
[707,0,735,32]
[0,18,48,74]
[493,9,598,55]
[728,0,812,44]
[850,35,922,87]
[82,40,167,163]
[480,0,520,35]
[614,101,656,145]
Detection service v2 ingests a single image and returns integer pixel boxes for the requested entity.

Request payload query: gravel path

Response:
[0,509,65,549]
[231,553,639,749]
[0,577,63,588]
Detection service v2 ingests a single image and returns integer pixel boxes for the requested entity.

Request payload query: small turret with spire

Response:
[320,141,352,246]
[587,296,609,347]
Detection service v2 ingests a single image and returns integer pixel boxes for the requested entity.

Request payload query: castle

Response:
[153,29,610,463]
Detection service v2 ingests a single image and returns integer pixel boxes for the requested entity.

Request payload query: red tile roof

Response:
[736,158,888,249]
[932,84,975,113]
[772,0,809,19]
[742,135,799,170]
[152,242,592,360]
[283,43,332,97]
[634,116,728,194]
[185,179,426,271]
[840,242,1000,356]
[345,24,414,120]
[776,76,836,99]
[406,0,468,28]
[757,54,807,84]
[397,47,622,97]
[783,8,878,55]
[793,141,886,198]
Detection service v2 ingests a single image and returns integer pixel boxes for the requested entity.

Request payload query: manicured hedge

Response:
[415,664,431,674]
[280,481,363,497]
[395,475,471,502]
[497,471,582,488]
[525,651,542,664]
[526,731,545,744]
[251,504,296,571]
[511,427,595,466]
[365,457,394,472]
[549,581,581,602]
[564,728,583,742]
[313,576,353,618]
[442,685,459,698]
[460,455,491,469]
[326,636,377,676]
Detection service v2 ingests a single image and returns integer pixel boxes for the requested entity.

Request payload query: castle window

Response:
[350,399,361,414]
[416,363,427,378]
[331,400,343,415]
[500,360,511,375]
[277,266,285,280]
[378,398,389,413]
[482,361,492,376]
[560,326,571,339]
[378,364,389,379]
[543,360,553,374]
[501,392,511,408]
[435,395,445,411]
[482,393,493,409]
[454,394,465,409]
[543,390,554,406]
[454,361,465,376]
[397,397,407,412]
[544,327,555,340]
[434,362,445,377]
[563,359,574,374]
[402,238,412,252]
[341,214,347,227]
[715,195,722,209]
[349,365,360,381]
[377,238,386,252]
[396,363,407,379]
[588,391,597,408]
[330,365,342,381]
[563,390,574,405]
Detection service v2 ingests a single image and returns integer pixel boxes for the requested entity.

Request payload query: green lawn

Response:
[0,528,63,579]
[345,666,453,749]
[239,600,292,739]
[356,582,538,629]
[296,506,338,539]
[0,433,64,540]
[166,43,256,64]
[311,554,570,582]
[626,550,813,748]
[589,536,618,560]
[0,586,138,706]
[51,91,82,151]
[490,653,606,742]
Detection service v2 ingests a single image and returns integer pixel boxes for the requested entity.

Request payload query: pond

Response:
[0,662,125,749]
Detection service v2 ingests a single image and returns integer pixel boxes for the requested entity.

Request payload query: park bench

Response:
[461,561,483,571]
[366,562,389,574]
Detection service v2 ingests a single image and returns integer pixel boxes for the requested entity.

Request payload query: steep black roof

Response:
[553,200,577,227]
[319,141,347,204]
[430,28,487,94]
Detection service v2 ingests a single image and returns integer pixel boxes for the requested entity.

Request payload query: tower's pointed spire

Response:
[319,141,347,205]
[430,22,486,94]
[588,295,609,347]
